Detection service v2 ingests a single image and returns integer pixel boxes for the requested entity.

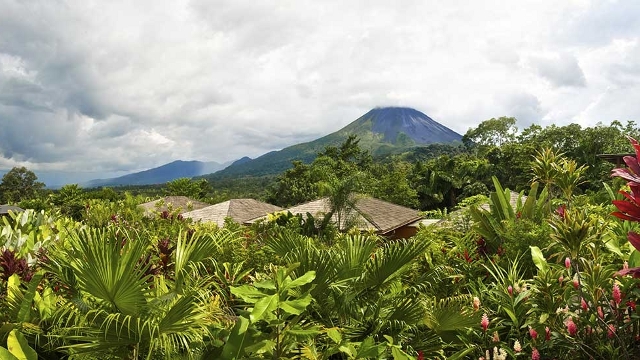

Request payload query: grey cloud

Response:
[528,53,587,88]
[556,1,640,47]
[1,1,639,183]
[500,93,545,128]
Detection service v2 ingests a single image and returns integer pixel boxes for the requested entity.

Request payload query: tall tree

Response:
[0,166,45,203]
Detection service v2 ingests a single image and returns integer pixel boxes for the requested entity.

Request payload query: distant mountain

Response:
[208,107,462,179]
[84,160,230,188]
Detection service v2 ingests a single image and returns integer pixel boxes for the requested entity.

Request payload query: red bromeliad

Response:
[611,137,640,277]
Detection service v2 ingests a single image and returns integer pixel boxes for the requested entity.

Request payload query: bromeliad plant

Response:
[611,137,640,277]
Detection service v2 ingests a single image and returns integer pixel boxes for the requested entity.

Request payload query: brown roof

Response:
[247,196,422,234]
[139,196,210,216]
[182,198,282,227]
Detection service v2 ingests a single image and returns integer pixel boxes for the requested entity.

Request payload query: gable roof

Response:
[182,198,282,227]
[0,205,24,215]
[138,196,210,216]
[247,196,422,234]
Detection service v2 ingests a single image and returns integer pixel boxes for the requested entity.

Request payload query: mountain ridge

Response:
[84,160,230,188]
[206,107,462,179]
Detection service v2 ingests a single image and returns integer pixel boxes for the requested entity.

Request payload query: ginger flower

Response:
[531,348,540,360]
[613,283,622,305]
[473,296,481,311]
[513,340,522,353]
[481,313,490,332]
[566,318,578,336]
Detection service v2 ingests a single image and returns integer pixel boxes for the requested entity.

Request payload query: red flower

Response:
[531,348,540,360]
[608,324,616,339]
[627,300,636,311]
[545,326,551,341]
[481,313,490,332]
[566,318,578,336]
[613,283,622,305]
[529,326,538,340]
[508,285,513,296]
[581,298,588,311]
[565,257,571,269]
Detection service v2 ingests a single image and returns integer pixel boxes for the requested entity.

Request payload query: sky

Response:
[1,0,640,185]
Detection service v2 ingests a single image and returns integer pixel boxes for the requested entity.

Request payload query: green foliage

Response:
[223,265,318,359]
[164,178,210,200]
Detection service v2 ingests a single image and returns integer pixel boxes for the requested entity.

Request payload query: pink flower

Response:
[598,306,604,319]
[566,318,578,336]
[558,275,564,284]
[581,298,588,311]
[545,326,551,341]
[508,285,513,296]
[481,313,490,332]
[529,326,538,340]
[572,276,579,289]
[531,348,540,360]
[608,324,616,338]
[556,204,566,219]
[565,257,571,269]
[613,283,622,305]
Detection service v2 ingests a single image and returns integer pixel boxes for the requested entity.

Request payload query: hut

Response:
[247,196,423,239]
[138,196,210,217]
[182,198,282,227]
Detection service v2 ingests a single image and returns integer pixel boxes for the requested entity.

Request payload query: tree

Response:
[462,116,518,151]
[0,167,45,204]
[164,178,209,199]
[51,184,86,220]
[266,161,319,207]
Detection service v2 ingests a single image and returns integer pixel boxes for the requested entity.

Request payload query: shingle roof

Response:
[0,205,24,215]
[182,198,282,227]
[246,196,422,234]
[138,196,210,216]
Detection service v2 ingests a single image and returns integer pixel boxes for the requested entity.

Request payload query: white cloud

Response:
[0,0,639,183]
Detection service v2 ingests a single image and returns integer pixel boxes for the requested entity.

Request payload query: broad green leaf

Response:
[7,274,20,303]
[7,330,37,360]
[338,345,355,357]
[231,285,267,303]
[604,237,623,257]
[539,313,549,324]
[0,347,19,360]
[221,317,250,360]
[279,294,312,315]
[391,346,412,360]
[530,246,548,272]
[283,271,316,290]
[326,327,342,344]
[356,337,384,359]
[244,339,276,354]
[250,295,277,322]
[253,280,276,290]
[17,273,44,323]
[630,250,640,268]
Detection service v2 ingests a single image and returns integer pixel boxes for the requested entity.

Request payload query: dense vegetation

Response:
[1,118,640,359]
